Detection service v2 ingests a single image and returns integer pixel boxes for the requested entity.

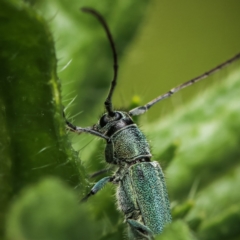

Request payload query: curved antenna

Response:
[81,7,118,117]
[129,52,240,116]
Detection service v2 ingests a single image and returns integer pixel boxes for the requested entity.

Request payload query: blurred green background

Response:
[1,0,240,239]
[33,0,240,123]
[35,0,240,162]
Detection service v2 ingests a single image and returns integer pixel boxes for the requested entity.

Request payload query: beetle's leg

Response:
[63,111,109,140]
[81,176,115,202]
[89,167,114,178]
[127,219,154,240]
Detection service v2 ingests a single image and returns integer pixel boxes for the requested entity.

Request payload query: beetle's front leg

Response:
[81,176,115,202]
[63,112,109,140]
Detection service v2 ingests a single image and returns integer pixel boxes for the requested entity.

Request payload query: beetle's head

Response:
[94,111,134,136]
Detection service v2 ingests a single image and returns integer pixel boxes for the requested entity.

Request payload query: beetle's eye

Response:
[99,114,108,127]
[99,112,122,127]
[114,112,122,121]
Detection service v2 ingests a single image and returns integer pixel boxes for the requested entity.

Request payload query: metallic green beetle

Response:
[94,111,172,238]
[66,7,240,240]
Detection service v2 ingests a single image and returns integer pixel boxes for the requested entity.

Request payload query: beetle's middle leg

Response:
[89,167,114,178]
[81,176,115,202]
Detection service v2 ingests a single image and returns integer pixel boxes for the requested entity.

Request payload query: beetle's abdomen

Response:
[117,161,171,234]
[111,124,151,162]
[130,161,171,234]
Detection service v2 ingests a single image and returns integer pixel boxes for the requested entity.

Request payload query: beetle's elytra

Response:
[65,7,240,240]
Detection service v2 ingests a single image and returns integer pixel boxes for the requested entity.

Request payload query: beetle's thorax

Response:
[94,111,152,164]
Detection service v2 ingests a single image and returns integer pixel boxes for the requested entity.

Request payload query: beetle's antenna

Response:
[81,7,118,117]
[129,52,240,116]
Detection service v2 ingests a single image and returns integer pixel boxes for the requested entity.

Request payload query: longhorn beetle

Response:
[65,7,240,240]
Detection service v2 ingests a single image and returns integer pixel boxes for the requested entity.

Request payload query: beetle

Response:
[65,7,240,240]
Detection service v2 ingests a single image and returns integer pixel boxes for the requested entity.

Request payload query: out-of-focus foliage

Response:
[1,0,240,240]
[155,220,196,240]
[6,178,99,240]
[147,67,240,240]
[32,0,150,125]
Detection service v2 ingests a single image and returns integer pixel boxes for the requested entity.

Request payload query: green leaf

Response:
[6,177,99,240]
[155,220,196,240]
[198,204,240,240]
[0,0,86,237]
